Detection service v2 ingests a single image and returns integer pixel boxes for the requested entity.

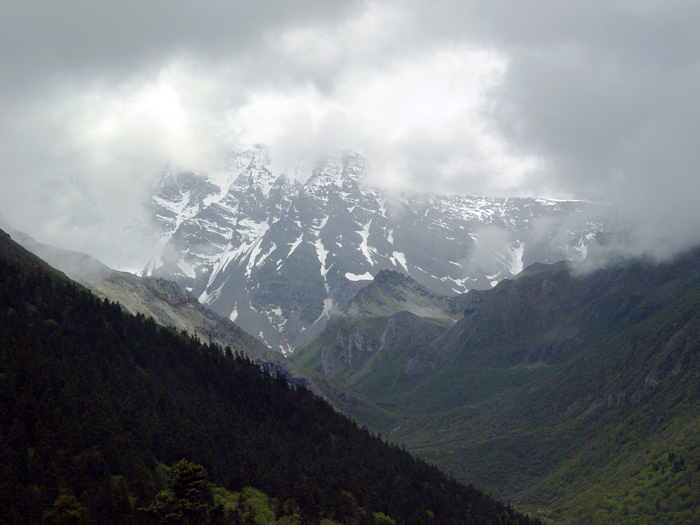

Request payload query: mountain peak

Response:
[145,146,622,353]
[373,269,411,286]
[304,151,365,194]
[344,268,461,320]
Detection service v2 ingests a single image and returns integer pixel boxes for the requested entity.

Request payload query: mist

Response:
[1,1,699,271]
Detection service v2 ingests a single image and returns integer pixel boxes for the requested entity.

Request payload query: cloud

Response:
[1,0,699,269]
[0,59,236,269]
[483,1,700,259]
[229,43,537,194]
[0,1,363,91]
[469,225,512,276]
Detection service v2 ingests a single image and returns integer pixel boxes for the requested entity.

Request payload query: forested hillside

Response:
[0,228,536,524]
[6,227,324,397]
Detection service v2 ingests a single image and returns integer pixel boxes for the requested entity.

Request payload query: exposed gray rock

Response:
[143,147,623,353]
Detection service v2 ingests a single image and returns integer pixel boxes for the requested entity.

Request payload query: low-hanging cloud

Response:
[0,61,236,269]
[1,0,699,270]
[480,0,700,260]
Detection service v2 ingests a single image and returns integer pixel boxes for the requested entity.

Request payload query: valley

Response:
[292,248,700,523]
[2,3,697,523]
[0,227,536,524]
[5,150,698,523]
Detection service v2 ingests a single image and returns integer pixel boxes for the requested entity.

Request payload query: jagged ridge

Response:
[144,147,622,353]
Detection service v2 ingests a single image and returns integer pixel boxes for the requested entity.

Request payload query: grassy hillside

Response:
[293,249,700,523]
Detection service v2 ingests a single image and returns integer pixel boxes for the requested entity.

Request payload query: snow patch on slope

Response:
[345,271,374,281]
[199,276,230,305]
[391,251,409,274]
[509,243,525,275]
[177,259,197,279]
[287,234,304,258]
[315,238,330,278]
[229,302,238,322]
[320,297,334,319]
[245,237,266,278]
[358,219,374,265]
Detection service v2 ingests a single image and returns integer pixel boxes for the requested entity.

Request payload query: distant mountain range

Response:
[143,146,622,353]
[291,247,700,523]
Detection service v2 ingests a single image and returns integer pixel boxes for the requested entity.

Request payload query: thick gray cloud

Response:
[481,1,700,257]
[0,1,361,89]
[1,0,699,268]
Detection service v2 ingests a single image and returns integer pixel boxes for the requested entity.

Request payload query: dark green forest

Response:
[0,229,537,524]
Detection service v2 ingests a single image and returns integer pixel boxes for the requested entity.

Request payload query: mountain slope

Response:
[0,227,538,524]
[295,247,700,523]
[144,147,621,353]
[343,269,467,320]
[9,229,322,394]
[292,270,460,402]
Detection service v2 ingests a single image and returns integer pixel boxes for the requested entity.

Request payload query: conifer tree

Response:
[141,460,223,524]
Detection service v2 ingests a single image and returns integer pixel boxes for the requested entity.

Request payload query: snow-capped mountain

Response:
[143,146,621,353]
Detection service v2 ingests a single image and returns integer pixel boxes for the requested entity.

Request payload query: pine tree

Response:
[42,494,88,525]
[141,460,223,524]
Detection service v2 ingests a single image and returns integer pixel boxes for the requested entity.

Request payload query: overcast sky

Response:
[1,0,699,269]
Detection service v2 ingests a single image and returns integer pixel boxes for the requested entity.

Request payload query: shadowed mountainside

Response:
[0,227,538,524]
[10,229,329,395]
[292,250,700,523]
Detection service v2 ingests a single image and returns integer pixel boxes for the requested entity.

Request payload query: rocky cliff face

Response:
[344,269,467,320]
[321,326,380,376]
[292,271,456,393]
[144,146,622,353]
